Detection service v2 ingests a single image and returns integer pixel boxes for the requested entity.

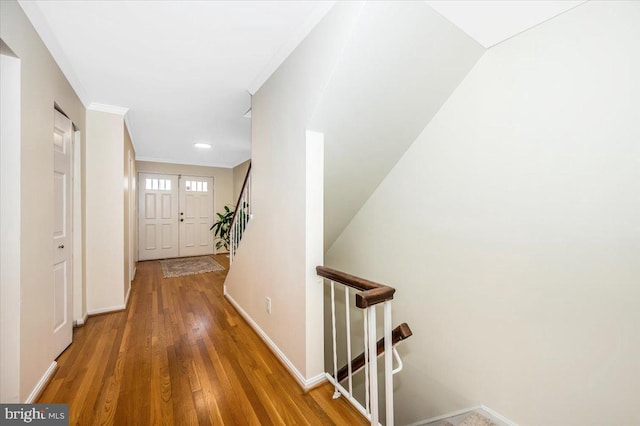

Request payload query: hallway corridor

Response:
[38,255,365,425]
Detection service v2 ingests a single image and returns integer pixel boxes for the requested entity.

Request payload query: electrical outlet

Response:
[266,297,271,314]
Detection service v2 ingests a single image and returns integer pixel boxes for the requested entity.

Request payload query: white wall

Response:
[0,0,86,402]
[0,42,21,403]
[223,2,366,385]
[136,161,233,214]
[86,110,125,313]
[232,159,251,201]
[326,2,640,425]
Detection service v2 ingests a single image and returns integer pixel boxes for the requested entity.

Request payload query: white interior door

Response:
[179,176,214,257]
[138,173,179,260]
[53,110,73,358]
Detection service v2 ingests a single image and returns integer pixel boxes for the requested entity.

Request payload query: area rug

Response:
[160,256,224,278]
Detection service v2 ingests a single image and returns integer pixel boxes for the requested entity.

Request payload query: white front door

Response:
[138,173,180,261]
[53,110,73,357]
[179,176,214,257]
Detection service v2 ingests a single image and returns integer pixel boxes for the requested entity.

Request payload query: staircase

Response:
[228,163,414,425]
[229,162,251,263]
[317,266,413,426]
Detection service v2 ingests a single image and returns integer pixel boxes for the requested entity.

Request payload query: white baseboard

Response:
[224,292,326,391]
[480,405,519,426]
[87,304,126,316]
[25,361,57,403]
[305,371,327,390]
[75,311,89,326]
[124,284,132,308]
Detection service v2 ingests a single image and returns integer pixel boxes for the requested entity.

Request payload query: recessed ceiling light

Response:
[194,143,211,149]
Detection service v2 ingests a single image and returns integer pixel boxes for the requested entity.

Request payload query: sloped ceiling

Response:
[426,1,585,48]
[313,0,588,249]
[311,1,485,249]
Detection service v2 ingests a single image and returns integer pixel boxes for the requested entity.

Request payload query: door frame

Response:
[72,130,85,325]
[137,172,216,260]
[53,108,74,358]
[128,149,135,283]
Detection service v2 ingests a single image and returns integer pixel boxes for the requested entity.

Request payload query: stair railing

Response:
[317,266,412,426]
[229,163,251,263]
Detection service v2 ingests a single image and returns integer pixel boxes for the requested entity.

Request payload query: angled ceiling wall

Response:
[309,1,485,249]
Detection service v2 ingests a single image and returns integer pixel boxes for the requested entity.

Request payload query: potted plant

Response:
[210,205,234,251]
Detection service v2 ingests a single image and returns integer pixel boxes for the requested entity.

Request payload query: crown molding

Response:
[18,1,91,107]
[123,114,136,150]
[88,102,129,116]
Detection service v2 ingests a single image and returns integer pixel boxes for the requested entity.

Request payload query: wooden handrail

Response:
[316,266,396,308]
[336,323,412,382]
[230,162,251,227]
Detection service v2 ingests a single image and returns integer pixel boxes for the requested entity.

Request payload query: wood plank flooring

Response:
[39,255,367,426]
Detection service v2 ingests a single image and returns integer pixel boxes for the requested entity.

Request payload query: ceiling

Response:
[426,1,585,48]
[19,0,334,167]
[19,0,584,168]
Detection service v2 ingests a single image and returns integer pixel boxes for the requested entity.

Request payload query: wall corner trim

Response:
[124,284,132,308]
[88,102,129,116]
[87,304,126,316]
[480,405,519,426]
[123,113,137,150]
[224,292,326,391]
[75,311,89,326]
[24,361,58,403]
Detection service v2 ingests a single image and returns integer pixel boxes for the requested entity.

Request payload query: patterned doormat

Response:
[159,256,225,278]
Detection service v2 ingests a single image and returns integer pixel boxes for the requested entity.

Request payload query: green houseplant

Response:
[210,205,234,251]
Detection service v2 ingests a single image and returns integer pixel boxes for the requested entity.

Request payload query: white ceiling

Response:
[19,0,585,168]
[19,0,334,167]
[426,1,586,48]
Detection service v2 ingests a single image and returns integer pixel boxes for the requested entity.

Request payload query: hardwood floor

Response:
[39,255,366,426]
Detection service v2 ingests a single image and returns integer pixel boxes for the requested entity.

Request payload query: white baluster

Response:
[345,287,353,397]
[363,310,370,415]
[368,306,378,426]
[330,281,340,399]
[244,189,248,230]
[230,226,234,263]
[384,301,393,426]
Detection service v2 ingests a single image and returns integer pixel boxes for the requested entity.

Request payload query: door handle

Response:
[58,244,64,249]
